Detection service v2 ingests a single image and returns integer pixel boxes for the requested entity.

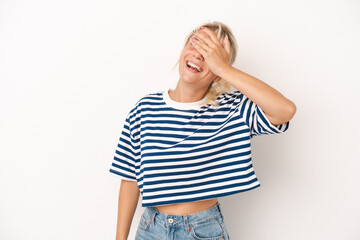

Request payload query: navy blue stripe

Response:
[143,162,255,185]
[142,127,250,151]
[143,178,260,200]
[109,168,136,180]
[144,171,256,193]
[142,184,261,207]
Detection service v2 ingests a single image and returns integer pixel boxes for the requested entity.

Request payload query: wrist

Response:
[218,64,233,80]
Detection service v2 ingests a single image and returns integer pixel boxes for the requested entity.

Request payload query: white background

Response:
[1,0,359,239]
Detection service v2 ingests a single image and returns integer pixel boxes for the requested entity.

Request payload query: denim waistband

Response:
[141,201,223,229]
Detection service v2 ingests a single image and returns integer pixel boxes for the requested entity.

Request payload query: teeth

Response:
[187,61,201,72]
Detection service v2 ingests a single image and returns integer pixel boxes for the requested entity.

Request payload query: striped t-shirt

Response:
[109,88,290,207]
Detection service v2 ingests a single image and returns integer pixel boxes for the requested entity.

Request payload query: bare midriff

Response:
[154,198,219,215]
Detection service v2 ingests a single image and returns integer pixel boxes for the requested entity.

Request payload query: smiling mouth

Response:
[186,60,202,72]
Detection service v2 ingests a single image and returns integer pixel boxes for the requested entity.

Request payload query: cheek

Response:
[179,61,186,73]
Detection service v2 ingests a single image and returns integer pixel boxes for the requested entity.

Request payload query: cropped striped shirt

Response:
[109,88,290,207]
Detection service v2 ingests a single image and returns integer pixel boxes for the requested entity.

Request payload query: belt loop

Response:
[216,201,224,219]
[184,215,189,233]
[150,207,158,226]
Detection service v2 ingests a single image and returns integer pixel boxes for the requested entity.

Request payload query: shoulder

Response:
[215,89,244,105]
[135,90,163,107]
[226,89,243,98]
[127,90,163,116]
[141,90,164,102]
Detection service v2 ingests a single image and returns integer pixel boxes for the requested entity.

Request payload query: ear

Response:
[214,76,222,83]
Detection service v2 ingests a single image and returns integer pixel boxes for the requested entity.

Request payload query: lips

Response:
[186,60,202,73]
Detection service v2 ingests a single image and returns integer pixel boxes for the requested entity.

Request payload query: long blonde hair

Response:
[172,21,238,106]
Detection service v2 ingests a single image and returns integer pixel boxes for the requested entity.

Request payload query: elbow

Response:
[289,101,297,118]
[264,100,297,126]
[284,100,296,122]
[272,101,296,125]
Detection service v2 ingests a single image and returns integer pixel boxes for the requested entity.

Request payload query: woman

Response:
[110,21,296,240]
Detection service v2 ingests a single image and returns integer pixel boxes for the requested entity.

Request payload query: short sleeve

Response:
[109,111,140,182]
[233,90,290,138]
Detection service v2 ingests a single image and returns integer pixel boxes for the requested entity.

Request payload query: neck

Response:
[169,83,208,103]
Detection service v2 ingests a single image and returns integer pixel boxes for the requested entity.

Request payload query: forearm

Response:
[220,66,296,125]
[116,179,140,240]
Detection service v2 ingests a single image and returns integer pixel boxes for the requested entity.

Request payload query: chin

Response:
[179,67,201,83]
[180,72,200,84]
[180,77,198,84]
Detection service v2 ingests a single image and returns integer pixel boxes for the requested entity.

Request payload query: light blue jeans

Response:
[135,201,230,240]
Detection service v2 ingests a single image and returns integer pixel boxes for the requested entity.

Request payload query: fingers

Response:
[190,37,207,56]
[191,27,232,62]
[195,28,231,56]
[199,28,220,45]
[191,35,211,53]
[193,29,217,49]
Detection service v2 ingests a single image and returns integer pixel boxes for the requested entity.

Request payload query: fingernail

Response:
[201,27,205,29]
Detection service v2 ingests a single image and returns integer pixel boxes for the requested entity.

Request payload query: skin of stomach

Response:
[154,198,219,215]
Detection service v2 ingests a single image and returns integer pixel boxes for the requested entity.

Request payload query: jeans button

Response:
[168,218,173,223]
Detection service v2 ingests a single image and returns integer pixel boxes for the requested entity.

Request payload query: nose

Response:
[193,51,204,61]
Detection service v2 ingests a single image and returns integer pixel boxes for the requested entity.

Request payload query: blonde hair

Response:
[172,21,238,106]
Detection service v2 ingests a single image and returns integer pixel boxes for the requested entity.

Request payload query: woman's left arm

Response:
[220,66,297,126]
